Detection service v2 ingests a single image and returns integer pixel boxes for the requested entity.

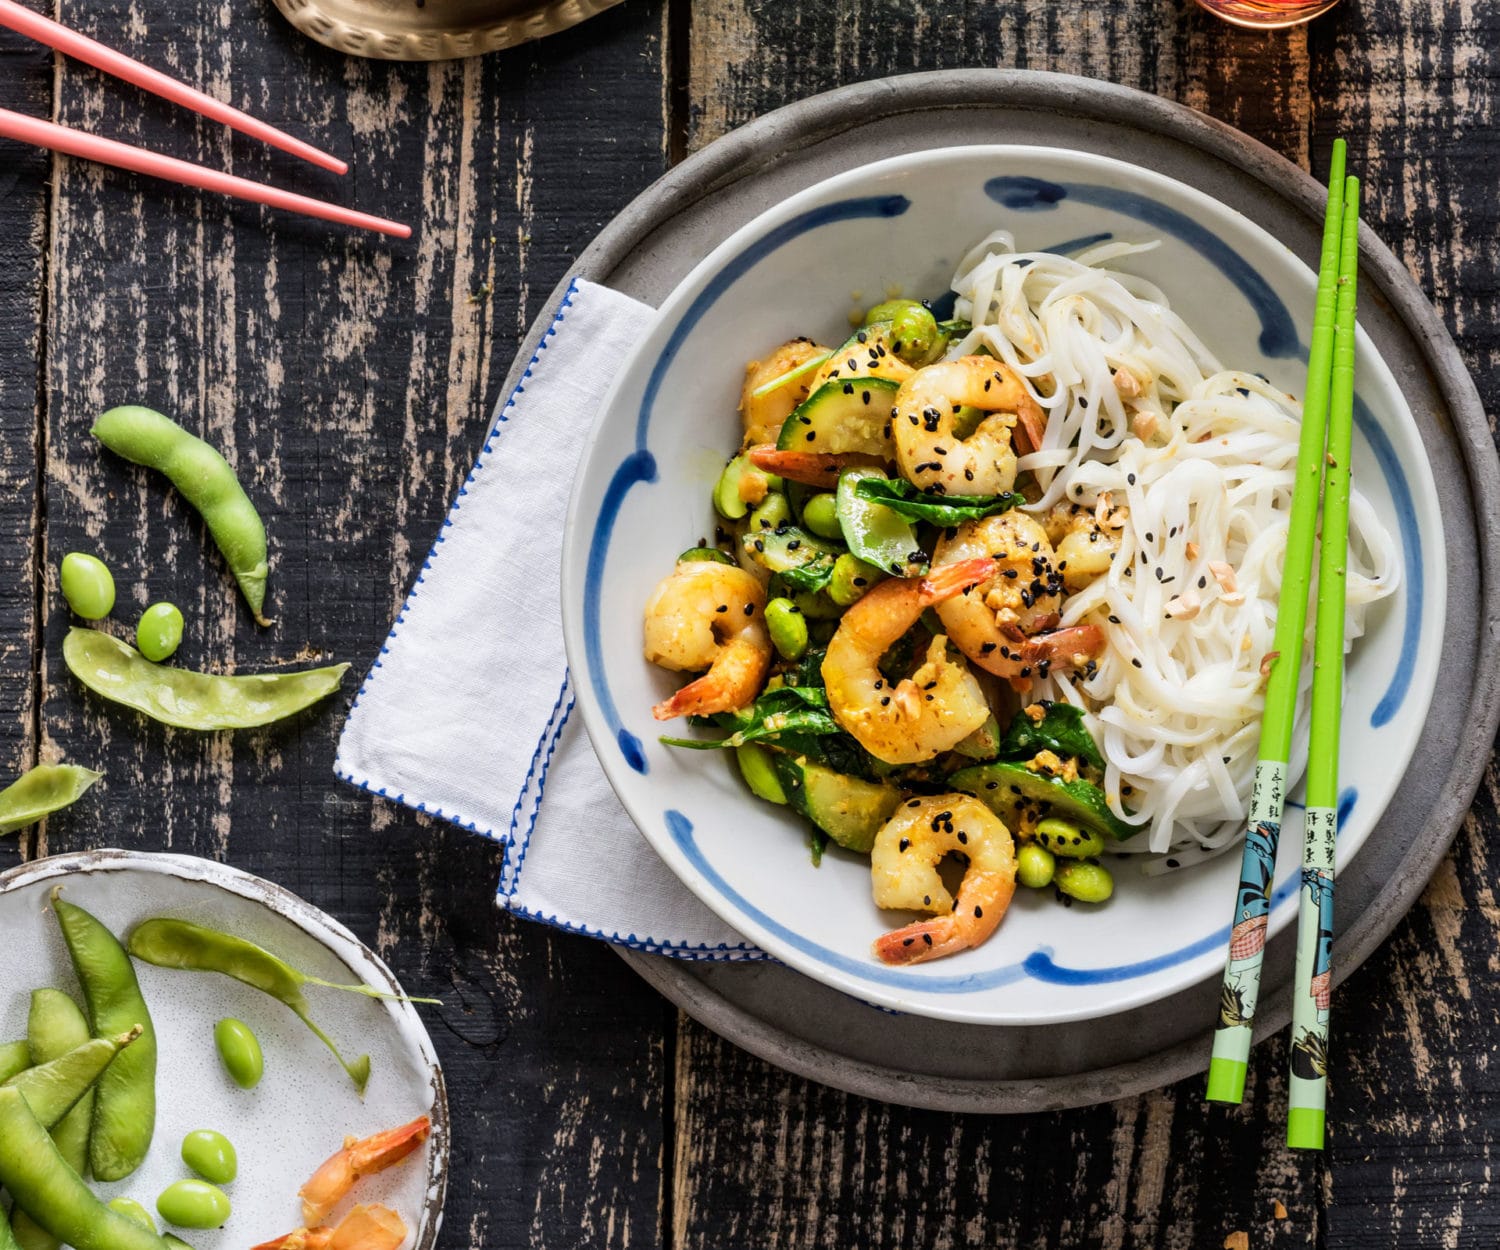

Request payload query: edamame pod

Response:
[4,1026,141,1130]
[0,765,102,836]
[11,990,97,1250]
[63,629,348,732]
[92,406,270,625]
[0,1087,184,1250]
[0,1041,30,1082]
[52,892,158,1181]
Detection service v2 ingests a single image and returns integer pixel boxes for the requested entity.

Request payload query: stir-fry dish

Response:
[644,233,1398,966]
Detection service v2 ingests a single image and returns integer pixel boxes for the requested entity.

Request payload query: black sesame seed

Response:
[1127,473,1137,485]
[715,604,727,613]
[957,830,968,845]
[923,933,933,945]
[1131,657,1143,668]
[805,431,816,442]
[974,905,983,918]
[744,603,754,615]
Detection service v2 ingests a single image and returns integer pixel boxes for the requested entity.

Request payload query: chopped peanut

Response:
[1165,591,1202,620]
[1209,560,1238,593]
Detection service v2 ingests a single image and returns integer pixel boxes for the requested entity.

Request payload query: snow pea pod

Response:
[0,1086,186,1250]
[63,629,348,732]
[0,765,102,836]
[51,891,157,1181]
[91,405,270,625]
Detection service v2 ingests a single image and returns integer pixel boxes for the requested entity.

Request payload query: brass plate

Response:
[272,0,627,61]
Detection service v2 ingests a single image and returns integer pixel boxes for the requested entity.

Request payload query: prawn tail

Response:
[919,558,997,607]
[652,641,768,721]
[872,916,970,965]
[1030,623,1107,671]
[746,444,886,488]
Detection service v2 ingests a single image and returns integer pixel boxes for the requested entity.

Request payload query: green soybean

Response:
[105,1202,155,1234]
[1055,860,1115,904]
[135,604,184,663]
[1035,817,1106,860]
[764,598,808,660]
[747,492,791,532]
[800,492,842,539]
[92,406,270,625]
[180,1131,236,1186]
[63,628,348,732]
[52,890,158,1181]
[59,554,116,620]
[1015,843,1056,889]
[212,1019,262,1090]
[0,764,103,836]
[866,299,939,364]
[827,554,884,607]
[735,743,787,805]
[676,546,733,566]
[154,1182,229,1231]
[0,1087,180,1250]
[4,1027,142,1130]
[0,1041,31,1083]
[128,918,441,1094]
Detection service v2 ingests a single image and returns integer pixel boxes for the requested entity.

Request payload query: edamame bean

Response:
[676,546,733,566]
[792,590,842,620]
[748,492,791,532]
[827,554,884,607]
[865,299,939,364]
[800,492,842,540]
[180,1131,236,1185]
[59,554,115,620]
[1055,860,1114,904]
[764,598,808,660]
[106,1201,155,1234]
[155,1182,230,1231]
[63,629,348,731]
[212,1019,262,1090]
[735,744,787,805]
[0,1087,178,1250]
[1015,843,1056,889]
[135,604,184,663]
[1034,817,1105,860]
[0,764,103,836]
[92,406,271,625]
[52,890,158,1182]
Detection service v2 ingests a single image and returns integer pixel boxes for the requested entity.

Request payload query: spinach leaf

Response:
[997,700,1105,771]
[853,477,1024,526]
[769,556,836,596]
[660,686,839,751]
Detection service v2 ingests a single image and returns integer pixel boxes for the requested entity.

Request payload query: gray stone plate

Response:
[506,70,1499,1112]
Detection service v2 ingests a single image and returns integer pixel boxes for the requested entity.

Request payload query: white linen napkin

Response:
[335,278,765,960]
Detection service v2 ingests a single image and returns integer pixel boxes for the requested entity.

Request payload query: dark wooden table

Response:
[2,1,1496,1246]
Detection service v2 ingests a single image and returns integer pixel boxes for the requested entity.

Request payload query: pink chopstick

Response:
[0,0,346,175]
[0,109,410,238]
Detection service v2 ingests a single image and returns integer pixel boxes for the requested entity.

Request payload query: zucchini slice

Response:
[776,376,900,457]
[772,755,903,854]
[950,760,1134,841]
[835,467,926,578]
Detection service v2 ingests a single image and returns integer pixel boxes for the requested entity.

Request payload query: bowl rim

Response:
[560,138,1448,1026]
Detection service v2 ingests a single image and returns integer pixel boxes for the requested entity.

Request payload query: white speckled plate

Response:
[0,851,447,1248]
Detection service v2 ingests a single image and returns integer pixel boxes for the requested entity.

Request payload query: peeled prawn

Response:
[254,1205,408,1250]
[740,339,829,447]
[644,559,770,720]
[892,357,1043,496]
[821,559,994,765]
[870,794,1017,965]
[299,1116,431,1226]
[746,444,887,489]
[932,513,1104,686]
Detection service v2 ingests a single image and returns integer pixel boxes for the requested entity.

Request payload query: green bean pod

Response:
[0,765,103,836]
[91,406,271,625]
[51,892,158,1181]
[63,629,348,732]
[0,1087,184,1250]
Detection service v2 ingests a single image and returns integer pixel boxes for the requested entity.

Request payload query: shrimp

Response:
[740,339,829,447]
[822,559,995,765]
[891,357,1044,496]
[932,513,1104,685]
[746,444,887,489]
[870,794,1017,965]
[644,559,770,721]
[298,1116,431,1226]
[254,1206,408,1250]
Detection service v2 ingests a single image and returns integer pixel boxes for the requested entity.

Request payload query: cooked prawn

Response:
[740,339,829,447]
[932,513,1104,685]
[891,357,1044,496]
[254,1205,408,1250]
[870,794,1017,965]
[746,444,887,489]
[644,559,770,720]
[807,328,916,391]
[822,559,994,765]
[298,1116,431,1226]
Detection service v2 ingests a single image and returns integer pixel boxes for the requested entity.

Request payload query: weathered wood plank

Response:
[0,4,51,869]
[26,1,675,1246]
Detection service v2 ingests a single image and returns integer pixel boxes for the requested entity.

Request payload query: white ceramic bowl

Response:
[561,146,1445,1025]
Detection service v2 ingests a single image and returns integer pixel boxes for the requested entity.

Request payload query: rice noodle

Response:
[948,231,1400,855]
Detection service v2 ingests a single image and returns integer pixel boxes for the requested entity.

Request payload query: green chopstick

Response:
[1206,139,1347,1107]
[1287,175,1361,1151]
